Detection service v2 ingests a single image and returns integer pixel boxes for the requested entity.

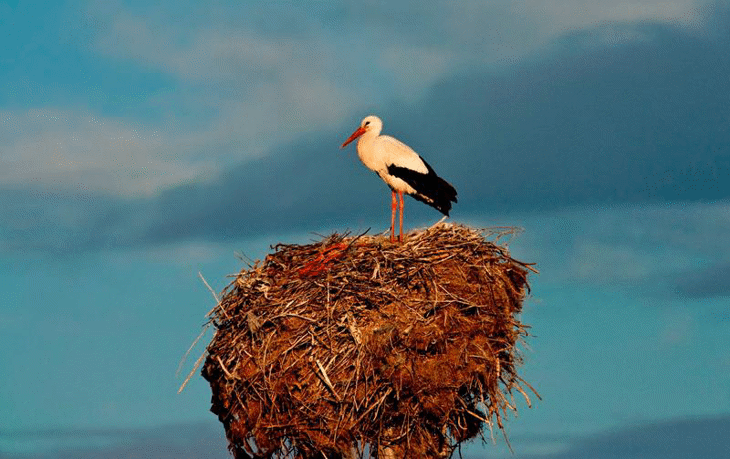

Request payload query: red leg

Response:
[390,190,397,242]
[398,191,404,242]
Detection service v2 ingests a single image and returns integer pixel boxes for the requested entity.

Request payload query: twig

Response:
[176,323,211,377]
[217,356,235,379]
[315,359,342,401]
[178,349,207,393]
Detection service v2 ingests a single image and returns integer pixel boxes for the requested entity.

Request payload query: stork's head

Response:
[341,115,382,148]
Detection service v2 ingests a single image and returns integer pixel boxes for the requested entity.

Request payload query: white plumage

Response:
[341,115,458,242]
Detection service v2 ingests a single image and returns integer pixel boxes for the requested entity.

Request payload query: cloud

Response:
[0,108,216,197]
[3,10,730,254]
[4,0,720,201]
[84,0,715,173]
[536,0,706,27]
[569,205,730,279]
[441,0,707,66]
[88,0,710,84]
[87,9,378,171]
[1,423,229,459]
[3,416,729,459]
[509,203,730,298]
[94,13,330,85]
[673,262,730,299]
[88,2,464,125]
[144,16,730,247]
[517,415,730,459]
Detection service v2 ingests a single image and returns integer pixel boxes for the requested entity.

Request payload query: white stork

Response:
[341,115,458,242]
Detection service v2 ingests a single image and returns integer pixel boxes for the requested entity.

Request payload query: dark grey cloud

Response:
[515,415,730,459]
[4,416,729,459]
[0,187,136,254]
[413,23,730,211]
[138,18,730,244]
[673,262,730,299]
[2,423,229,459]
[2,13,730,253]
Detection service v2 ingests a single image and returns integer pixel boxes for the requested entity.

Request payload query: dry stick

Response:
[354,388,392,426]
[270,312,317,322]
[177,272,225,392]
[217,355,236,379]
[316,359,342,401]
[513,382,533,408]
[199,271,230,320]
[516,375,542,400]
[178,349,208,393]
[176,322,211,378]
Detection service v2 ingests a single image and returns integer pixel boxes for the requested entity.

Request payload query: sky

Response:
[1,0,729,457]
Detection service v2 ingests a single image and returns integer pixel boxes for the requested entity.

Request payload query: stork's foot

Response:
[389,232,404,243]
[388,233,404,243]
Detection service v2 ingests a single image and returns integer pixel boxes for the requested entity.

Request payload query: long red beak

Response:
[340,126,366,149]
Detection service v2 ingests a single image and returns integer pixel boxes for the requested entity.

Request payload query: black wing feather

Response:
[387,157,458,216]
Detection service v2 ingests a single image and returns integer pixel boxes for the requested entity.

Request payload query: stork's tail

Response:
[413,175,458,216]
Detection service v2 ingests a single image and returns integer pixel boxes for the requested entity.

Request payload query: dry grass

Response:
[201,223,537,459]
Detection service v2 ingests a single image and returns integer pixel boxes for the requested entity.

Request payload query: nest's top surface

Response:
[202,223,536,459]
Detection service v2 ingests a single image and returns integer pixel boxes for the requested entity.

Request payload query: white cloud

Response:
[90,12,380,160]
[85,0,719,103]
[6,0,714,196]
[572,240,658,282]
[536,0,702,26]
[0,108,216,196]
[442,0,707,65]
[378,45,453,99]
[95,15,301,84]
[84,5,470,174]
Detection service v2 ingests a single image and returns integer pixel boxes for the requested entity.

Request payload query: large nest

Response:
[202,223,537,459]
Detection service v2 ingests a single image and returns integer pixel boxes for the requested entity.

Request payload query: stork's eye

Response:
[364,121,370,126]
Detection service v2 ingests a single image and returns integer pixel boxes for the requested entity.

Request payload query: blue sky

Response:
[1,0,729,457]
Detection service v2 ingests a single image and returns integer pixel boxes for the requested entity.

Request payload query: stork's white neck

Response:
[354,115,385,165]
